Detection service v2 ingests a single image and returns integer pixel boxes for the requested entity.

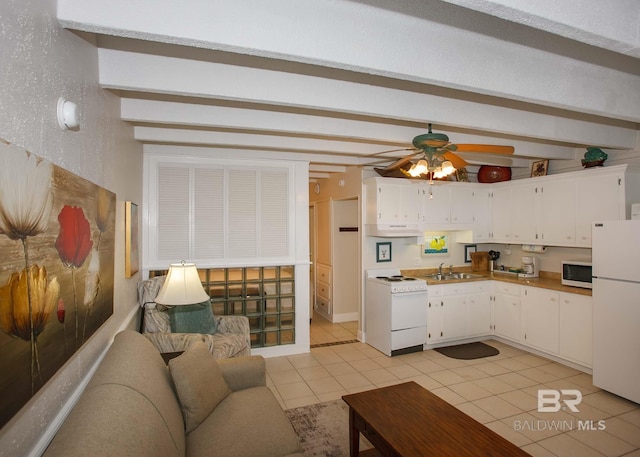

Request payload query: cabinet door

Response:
[539,179,576,245]
[423,185,451,225]
[441,295,467,340]
[467,292,492,336]
[427,298,443,343]
[511,184,538,243]
[471,188,492,242]
[575,172,622,246]
[491,186,512,242]
[376,182,402,224]
[375,181,420,225]
[559,293,592,367]
[522,287,559,353]
[493,293,521,341]
[450,185,475,225]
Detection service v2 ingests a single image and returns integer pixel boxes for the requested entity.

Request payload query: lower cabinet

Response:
[427,282,491,343]
[492,282,521,342]
[522,287,560,354]
[558,292,592,367]
[425,280,592,369]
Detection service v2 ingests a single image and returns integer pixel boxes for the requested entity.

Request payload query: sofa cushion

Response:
[43,331,186,457]
[169,342,232,433]
[167,300,217,334]
[187,386,303,457]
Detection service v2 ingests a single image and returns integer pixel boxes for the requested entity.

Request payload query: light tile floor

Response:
[267,319,640,457]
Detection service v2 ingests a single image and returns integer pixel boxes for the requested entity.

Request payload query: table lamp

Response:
[155,261,208,305]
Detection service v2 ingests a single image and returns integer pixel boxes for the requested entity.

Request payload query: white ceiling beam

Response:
[63,0,640,122]
[134,126,395,155]
[143,144,377,166]
[122,98,576,159]
[102,50,636,149]
[310,165,347,173]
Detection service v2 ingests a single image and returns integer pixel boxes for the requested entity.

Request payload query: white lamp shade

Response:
[155,262,209,305]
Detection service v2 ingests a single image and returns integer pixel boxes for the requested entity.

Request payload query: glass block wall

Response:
[150,266,295,348]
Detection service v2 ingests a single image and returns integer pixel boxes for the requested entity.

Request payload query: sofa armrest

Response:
[217,355,266,391]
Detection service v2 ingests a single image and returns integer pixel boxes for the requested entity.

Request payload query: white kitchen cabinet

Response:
[559,292,592,367]
[441,294,468,341]
[510,183,538,244]
[427,282,491,343]
[522,287,559,354]
[426,286,443,343]
[490,185,512,242]
[365,177,421,236]
[492,282,521,342]
[450,185,476,225]
[574,166,640,246]
[538,179,576,245]
[467,285,492,336]
[422,184,451,226]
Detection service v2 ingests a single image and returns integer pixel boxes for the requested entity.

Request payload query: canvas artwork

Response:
[0,138,115,429]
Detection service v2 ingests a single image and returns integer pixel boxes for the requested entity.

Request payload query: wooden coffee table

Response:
[342,381,530,457]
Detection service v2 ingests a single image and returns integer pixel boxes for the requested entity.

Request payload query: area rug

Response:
[434,341,499,360]
[285,399,373,457]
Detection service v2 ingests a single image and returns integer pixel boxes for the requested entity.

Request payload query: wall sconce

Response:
[57,97,80,131]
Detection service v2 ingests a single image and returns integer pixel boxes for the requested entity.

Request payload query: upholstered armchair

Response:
[138,276,251,359]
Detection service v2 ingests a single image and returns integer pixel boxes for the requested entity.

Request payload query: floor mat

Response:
[434,342,499,360]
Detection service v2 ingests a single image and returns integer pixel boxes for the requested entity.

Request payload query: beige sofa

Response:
[138,276,251,359]
[43,330,303,457]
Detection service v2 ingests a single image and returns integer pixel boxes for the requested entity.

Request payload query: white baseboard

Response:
[331,312,358,323]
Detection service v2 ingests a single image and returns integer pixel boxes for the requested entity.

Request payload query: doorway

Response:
[309,197,360,346]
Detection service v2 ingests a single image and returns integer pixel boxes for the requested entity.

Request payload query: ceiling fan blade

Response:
[379,152,422,172]
[455,144,514,155]
[443,152,469,169]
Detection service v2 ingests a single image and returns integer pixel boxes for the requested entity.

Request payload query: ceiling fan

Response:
[373,124,515,181]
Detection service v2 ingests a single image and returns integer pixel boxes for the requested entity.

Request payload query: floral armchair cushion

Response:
[137,276,250,359]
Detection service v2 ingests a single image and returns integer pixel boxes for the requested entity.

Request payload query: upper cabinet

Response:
[366,165,640,246]
[365,177,422,236]
[489,164,640,247]
[144,154,298,268]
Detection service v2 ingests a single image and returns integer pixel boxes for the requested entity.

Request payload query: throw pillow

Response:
[167,299,217,334]
[169,341,232,433]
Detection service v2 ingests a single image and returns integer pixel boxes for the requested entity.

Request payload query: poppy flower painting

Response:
[0,138,115,429]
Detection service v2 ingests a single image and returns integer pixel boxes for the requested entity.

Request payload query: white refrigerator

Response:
[592,220,640,403]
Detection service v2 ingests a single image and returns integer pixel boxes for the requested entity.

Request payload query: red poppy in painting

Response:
[55,206,93,268]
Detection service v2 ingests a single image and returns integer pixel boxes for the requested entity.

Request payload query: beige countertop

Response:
[401,267,592,296]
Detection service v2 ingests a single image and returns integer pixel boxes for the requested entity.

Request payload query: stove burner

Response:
[375,275,413,282]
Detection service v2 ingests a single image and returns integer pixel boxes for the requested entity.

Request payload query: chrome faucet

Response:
[439,263,444,275]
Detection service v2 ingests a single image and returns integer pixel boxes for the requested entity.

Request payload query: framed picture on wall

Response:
[531,159,549,177]
[464,244,477,263]
[376,242,392,262]
[125,201,139,277]
[423,235,449,256]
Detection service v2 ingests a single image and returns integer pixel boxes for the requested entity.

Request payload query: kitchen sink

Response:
[426,273,485,281]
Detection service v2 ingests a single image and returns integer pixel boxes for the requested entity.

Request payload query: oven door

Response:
[391,290,428,330]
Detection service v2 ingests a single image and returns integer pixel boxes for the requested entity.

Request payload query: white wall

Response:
[0,1,142,455]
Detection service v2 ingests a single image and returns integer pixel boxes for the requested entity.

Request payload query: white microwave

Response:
[561,260,592,289]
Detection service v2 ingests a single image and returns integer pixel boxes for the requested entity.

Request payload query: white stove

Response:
[366,269,428,293]
[365,269,428,356]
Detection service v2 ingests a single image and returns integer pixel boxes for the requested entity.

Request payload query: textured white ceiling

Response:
[57,0,640,177]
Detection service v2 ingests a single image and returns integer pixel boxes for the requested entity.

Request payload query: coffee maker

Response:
[519,256,538,278]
